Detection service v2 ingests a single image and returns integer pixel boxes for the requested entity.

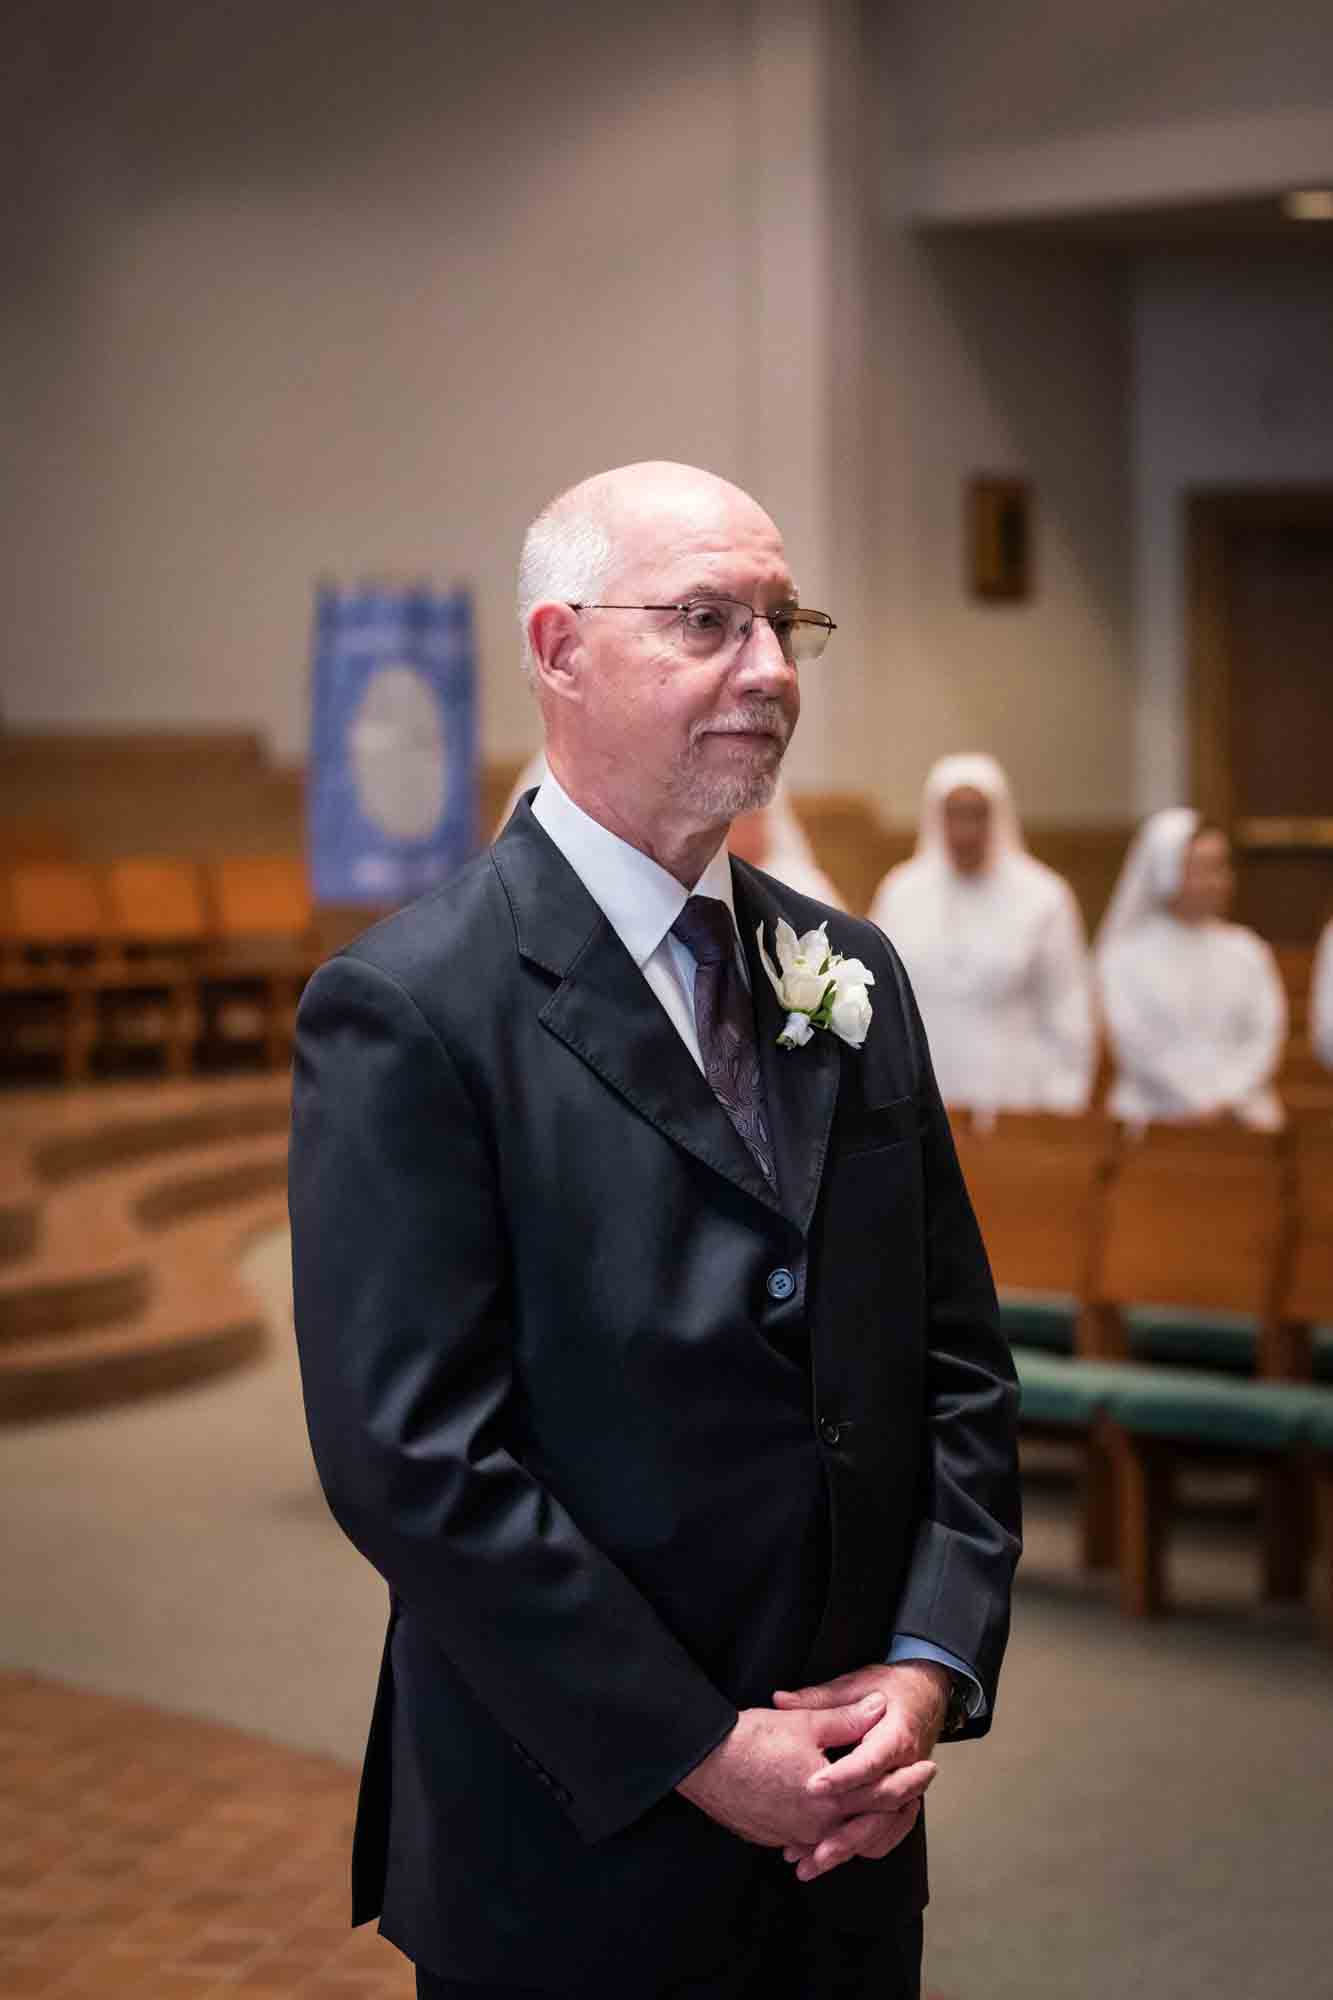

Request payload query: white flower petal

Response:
[795,924,830,966]
[774,918,801,977]
[829,983,873,1048]
[755,922,786,1002]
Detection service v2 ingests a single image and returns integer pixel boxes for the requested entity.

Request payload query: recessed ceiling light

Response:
[1282,188,1333,221]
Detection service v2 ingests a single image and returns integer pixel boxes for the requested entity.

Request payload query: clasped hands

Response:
[676,1662,950,1884]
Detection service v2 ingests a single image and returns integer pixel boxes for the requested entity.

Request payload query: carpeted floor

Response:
[3,1227,1332,1999]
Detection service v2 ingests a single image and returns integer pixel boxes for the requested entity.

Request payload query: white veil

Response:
[1094,807,1200,964]
[913,753,1028,872]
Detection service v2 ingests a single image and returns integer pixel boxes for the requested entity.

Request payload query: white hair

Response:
[516,495,616,684]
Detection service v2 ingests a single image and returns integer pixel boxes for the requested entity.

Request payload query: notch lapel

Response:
[491,803,784,1215]
[733,863,842,1237]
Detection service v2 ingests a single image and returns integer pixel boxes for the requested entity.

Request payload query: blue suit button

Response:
[766,1266,796,1302]
[818,1417,843,1447]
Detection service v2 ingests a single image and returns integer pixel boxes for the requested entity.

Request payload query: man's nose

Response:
[733,618,798,694]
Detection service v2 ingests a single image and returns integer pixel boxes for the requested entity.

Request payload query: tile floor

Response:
[0,1672,411,1997]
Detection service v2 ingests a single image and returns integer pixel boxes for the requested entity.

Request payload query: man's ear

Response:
[528,602,584,702]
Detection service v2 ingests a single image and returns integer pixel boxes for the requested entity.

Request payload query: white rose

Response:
[784,965,833,1013]
[829,983,873,1048]
[828,955,875,992]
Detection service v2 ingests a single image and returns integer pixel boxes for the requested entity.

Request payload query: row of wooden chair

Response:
[950,1110,1333,1376]
[949,1111,1333,1629]
[1,858,319,1078]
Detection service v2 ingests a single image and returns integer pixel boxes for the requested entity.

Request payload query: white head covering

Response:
[914,753,1026,870]
[1094,807,1200,963]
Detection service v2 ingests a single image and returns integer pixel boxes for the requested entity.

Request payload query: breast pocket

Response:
[833,1092,920,1158]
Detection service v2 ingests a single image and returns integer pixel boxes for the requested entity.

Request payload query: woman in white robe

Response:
[868,753,1096,1113]
[1312,919,1333,1072]
[495,752,845,907]
[1095,808,1287,1130]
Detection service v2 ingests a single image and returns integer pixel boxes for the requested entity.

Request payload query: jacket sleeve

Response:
[288,952,738,1843]
[877,943,1022,1729]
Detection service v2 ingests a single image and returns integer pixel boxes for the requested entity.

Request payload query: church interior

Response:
[3,3,1333,1996]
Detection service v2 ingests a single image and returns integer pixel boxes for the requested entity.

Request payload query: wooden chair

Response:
[1283,1119,1333,1350]
[0,862,108,1079]
[952,1111,1118,1566]
[201,856,320,1068]
[98,860,211,1076]
[1093,1122,1306,1603]
[951,1110,1114,1335]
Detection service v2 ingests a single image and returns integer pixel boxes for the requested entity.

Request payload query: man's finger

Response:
[795,1801,922,1881]
[815,1761,937,1815]
[794,1812,882,1882]
[809,1744,936,1798]
[773,1673,865,1710]
[808,1692,885,1749]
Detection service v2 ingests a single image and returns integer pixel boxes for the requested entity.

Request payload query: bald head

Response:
[516,462,781,681]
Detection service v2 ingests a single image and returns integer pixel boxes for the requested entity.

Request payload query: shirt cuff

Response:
[885,1635,986,1720]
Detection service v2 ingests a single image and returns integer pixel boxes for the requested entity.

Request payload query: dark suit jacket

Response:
[288,797,1020,1988]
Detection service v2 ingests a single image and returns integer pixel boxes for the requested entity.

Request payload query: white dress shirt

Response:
[532,771,747,1073]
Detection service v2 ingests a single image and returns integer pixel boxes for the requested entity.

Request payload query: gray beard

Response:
[667,758,781,823]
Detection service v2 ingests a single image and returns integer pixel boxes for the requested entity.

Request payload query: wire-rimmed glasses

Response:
[567,596,836,664]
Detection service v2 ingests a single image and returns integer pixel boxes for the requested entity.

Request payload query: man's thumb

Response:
[811,1692,885,1748]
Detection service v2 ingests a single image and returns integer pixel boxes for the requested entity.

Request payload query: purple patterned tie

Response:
[671,896,776,1187]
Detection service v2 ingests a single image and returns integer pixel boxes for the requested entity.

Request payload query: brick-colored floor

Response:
[0,1672,411,1998]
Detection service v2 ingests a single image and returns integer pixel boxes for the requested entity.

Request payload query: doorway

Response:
[1187,487,1333,943]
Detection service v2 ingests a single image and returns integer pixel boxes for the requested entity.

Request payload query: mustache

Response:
[690,703,792,748]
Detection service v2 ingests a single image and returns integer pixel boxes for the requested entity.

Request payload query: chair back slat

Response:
[207,856,312,940]
[1284,1123,1333,1324]
[1096,1123,1285,1318]
[104,860,209,944]
[951,1111,1114,1298]
[5,863,107,946]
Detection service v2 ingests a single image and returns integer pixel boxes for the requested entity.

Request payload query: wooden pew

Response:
[1091,1123,1310,1603]
[0,862,106,1080]
[98,860,210,1076]
[201,856,321,1068]
[952,1111,1118,1565]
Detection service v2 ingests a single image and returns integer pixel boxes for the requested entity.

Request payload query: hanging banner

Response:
[307,581,477,905]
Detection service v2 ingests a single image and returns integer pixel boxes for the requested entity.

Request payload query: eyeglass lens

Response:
[678,598,833,664]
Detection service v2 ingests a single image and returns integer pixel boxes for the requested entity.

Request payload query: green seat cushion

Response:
[1013,1349,1123,1428]
[1315,1327,1333,1386]
[1127,1310,1333,1384]
[1303,1387,1333,1453]
[1106,1367,1324,1451]
[1126,1305,1257,1373]
[1000,1292,1076,1353]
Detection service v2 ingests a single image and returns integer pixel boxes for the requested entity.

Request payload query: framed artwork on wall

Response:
[968,475,1032,601]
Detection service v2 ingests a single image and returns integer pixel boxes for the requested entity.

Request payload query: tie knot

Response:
[671,895,735,967]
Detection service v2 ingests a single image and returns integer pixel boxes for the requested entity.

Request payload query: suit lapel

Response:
[733,862,842,1237]
[491,802,783,1215]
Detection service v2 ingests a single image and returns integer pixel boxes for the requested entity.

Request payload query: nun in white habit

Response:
[1095,808,1287,1130]
[495,751,845,907]
[868,753,1096,1114]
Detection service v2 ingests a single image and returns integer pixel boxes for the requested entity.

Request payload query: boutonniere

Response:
[756,919,875,1051]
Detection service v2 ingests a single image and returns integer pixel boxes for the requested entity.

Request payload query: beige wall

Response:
[868,228,1133,824]
[11,0,1324,831]
[3,1,754,764]
[894,0,1333,221]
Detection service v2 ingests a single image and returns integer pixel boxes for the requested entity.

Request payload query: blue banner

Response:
[307,582,477,904]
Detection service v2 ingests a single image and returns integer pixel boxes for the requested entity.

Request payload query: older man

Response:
[289,462,1020,2000]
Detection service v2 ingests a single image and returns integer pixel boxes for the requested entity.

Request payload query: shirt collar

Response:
[531,768,736,968]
